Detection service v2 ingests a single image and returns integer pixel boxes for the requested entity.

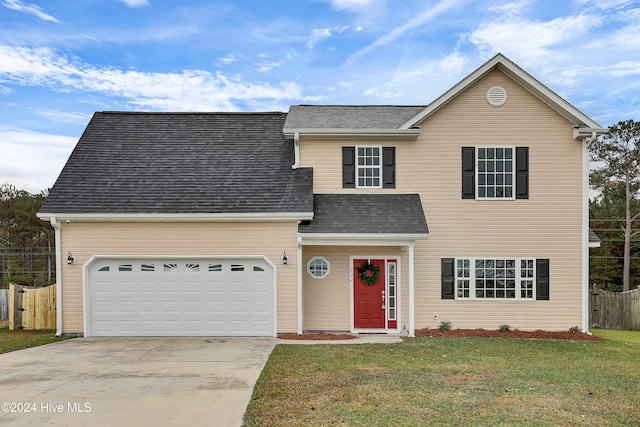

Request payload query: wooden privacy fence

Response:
[8,284,56,330]
[590,288,640,330]
[0,289,8,321]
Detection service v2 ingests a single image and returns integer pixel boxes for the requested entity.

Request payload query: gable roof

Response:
[298,194,429,239]
[39,112,314,219]
[400,53,606,134]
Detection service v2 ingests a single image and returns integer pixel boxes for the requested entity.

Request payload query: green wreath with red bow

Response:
[357,261,380,286]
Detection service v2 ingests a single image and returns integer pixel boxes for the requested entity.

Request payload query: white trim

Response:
[283,128,421,139]
[475,146,516,200]
[356,144,383,189]
[299,234,429,246]
[82,254,277,338]
[38,212,313,222]
[582,138,589,332]
[453,257,536,300]
[400,53,604,131]
[349,255,402,334]
[50,217,63,337]
[297,238,303,335]
[307,256,330,279]
[408,243,415,337]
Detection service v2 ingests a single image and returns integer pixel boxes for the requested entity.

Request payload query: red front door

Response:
[354,259,386,329]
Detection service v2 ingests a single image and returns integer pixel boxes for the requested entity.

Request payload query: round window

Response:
[307,257,329,279]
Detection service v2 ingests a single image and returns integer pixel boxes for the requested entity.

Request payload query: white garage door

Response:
[86,258,275,337]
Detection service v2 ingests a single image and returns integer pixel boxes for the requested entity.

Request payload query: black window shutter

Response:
[536,258,550,300]
[462,147,475,199]
[382,147,396,188]
[342,147,355,188]
[441,258,455,299]
[515,147,529,199]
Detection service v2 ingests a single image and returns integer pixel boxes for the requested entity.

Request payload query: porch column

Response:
[297,238,303,334]
[408,243,415,337]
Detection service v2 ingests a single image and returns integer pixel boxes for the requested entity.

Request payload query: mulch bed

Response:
[415,328,605,341]
[279,329,604,341]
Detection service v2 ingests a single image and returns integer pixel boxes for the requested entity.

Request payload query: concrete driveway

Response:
[0,337,276,426]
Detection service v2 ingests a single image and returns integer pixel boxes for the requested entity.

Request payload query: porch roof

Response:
[298,194,429,240]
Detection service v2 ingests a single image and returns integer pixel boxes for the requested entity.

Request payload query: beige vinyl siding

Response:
[298,69,584,331]
[302,246,408,331]
[59,221,299,334]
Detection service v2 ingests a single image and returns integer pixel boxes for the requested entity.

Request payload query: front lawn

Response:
[244,330,640,426]
[0,326,65,354]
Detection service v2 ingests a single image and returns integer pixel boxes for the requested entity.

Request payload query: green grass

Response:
[0,326,66,354]
[244,330,640,426]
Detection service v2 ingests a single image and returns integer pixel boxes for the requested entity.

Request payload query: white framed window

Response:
[477,147,514,199]
[387,261,397,321]
[455,258,535,300]
[356,145,382,188]
[307,256,329,279]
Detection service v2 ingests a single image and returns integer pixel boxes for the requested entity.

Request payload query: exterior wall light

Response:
[282,252,288,265]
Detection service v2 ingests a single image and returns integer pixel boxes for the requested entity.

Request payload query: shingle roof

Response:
[283,105,426,130]
[298,194,429,236]
[589,229,600,244]
[39,112,313,215]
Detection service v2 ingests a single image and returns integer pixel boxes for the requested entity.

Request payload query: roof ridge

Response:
[99,111,286,115]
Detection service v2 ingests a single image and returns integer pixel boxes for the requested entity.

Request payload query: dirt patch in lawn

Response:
[279,332,358,340]
[415,328,605,341]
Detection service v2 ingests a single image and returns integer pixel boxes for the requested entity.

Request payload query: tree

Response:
[591,120,640,292]
[0,183,53,287]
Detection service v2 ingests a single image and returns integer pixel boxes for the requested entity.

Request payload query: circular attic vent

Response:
[486,86,507,107]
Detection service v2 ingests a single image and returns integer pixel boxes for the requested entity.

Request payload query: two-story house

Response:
[38,54,604,337]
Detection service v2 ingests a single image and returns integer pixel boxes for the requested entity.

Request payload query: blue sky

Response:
[1,0,639,193]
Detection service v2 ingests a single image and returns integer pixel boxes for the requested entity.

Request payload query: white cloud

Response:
[0,45,319,112]
[120,0,149,7]
[0,128,77,192]
[2,0,60,23]
[255,61,282,72]
[467,13,603,68]
[362,52,468,100]
[217,54,237,65]
[349,0,465,61]
[487,0,532,14]
[329,0,381,12]
[32,109,92,124]
[306,28,332,48]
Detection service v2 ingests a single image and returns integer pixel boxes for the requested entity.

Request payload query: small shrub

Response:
[498,324,512,333]
[438,319,453,331]
[568,326,582,334]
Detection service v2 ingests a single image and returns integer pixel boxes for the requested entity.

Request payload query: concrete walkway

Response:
[0,337,275,426]
[276,334,404,345]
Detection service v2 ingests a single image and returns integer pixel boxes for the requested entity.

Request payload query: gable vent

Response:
[486,86,507,107]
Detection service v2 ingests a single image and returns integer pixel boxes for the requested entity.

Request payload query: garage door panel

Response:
[88,258,274,336]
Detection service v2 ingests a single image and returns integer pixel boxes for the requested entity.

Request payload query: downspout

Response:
[50,217,63,337]
[291,132,300,169]
[582,132,597,334]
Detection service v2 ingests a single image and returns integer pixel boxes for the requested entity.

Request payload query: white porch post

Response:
[408,243,415,337]
[297,238,303,335]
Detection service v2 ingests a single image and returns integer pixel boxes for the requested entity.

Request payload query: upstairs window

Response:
[357,146,382,188]
[477,147,514,199]
[462,146,528,199]
[342,146,396,188]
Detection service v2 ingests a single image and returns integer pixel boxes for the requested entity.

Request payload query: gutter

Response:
[283,128,421,139]
[50,217,63,337]
[37,212,315,222]
[292,132,300,169]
